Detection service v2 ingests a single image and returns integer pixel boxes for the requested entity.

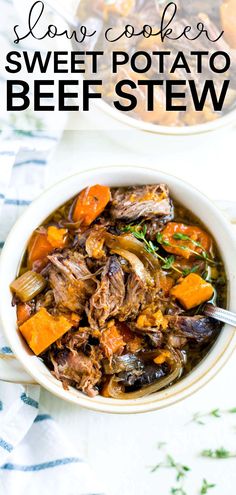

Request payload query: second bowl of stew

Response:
[76,0,236,135]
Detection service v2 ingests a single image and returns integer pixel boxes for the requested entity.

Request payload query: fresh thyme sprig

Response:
[149,401,236,495]
[157,232,218,266]
[200,479,216,494]
[173,233,216,265]
[150,454,190,482]
[150,442,219,495]
[122,224,182,274]
[182,265,199,277]
[173,232,206,249]
[201,447,236,459]
[191,407,236,425]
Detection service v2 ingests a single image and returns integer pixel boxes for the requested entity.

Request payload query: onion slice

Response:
[106,349,183,400]
[110,246,153,285]
[10,271,46,303]
[105,233,160,274]
[103,354,144,375]
[59,218,83,230]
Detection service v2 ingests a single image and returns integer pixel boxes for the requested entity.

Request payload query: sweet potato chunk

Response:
[19,307,72,355]
[171,273,214,310]
[136,309,168,330]
[100,322,125,358]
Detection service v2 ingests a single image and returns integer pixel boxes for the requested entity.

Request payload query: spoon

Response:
[204,304,236,327]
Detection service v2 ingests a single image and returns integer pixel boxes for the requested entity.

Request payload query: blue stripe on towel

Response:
[34,414,52,423]
[0,347,13,355]
[0,194,5,199]
[1,457,82,471]
[15,159,47,168]
[5,199,31,206]
[0,439,13,453]
[0,401,3,411]
[0,242,4,249]
[29,133,58,141]
[0,151,15,156]
[20,393,39,409]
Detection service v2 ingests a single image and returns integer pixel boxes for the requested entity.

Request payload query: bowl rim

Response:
[0,165,236,414]
[94,98,236,136]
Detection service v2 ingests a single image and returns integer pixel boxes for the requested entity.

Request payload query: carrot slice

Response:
[171,273,214,310]
[19,307,72,355]
[73,185,111,225]
[47,226,68,249]
[28,232,53,269]
[161,223,212,260]
[28,226,68,270]
[17,303,32,326]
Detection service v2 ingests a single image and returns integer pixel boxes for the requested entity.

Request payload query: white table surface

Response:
[38,109,236,495]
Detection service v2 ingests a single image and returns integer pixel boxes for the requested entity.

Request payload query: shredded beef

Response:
[111,185,173,222]
[48,250,96,313]
[87,256,125,329]
[51,348,102,397]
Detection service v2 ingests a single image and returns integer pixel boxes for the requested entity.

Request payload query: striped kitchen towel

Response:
[0,384,104,495]
[0,133,105,495]
[0,129,60,353]
[0,0,105,492]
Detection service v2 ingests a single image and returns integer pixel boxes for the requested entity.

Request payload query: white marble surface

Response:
[40,111,236,495]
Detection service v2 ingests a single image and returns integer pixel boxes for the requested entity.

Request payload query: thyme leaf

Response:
[201,447,236,459]
[210,409,221,418]
[157,231,170,247]
[171,488,187,495]
[200,479,216,494]
[173,233,190,242]
[162,255,175,270]
[182,265,199,277]
[229,407,236,413]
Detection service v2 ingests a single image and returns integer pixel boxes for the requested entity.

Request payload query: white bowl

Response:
[93,98,236,136]
[0,166,236,414]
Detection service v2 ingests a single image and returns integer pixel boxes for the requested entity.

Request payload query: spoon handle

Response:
[204,304,236,327]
